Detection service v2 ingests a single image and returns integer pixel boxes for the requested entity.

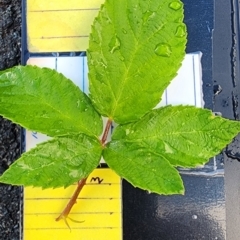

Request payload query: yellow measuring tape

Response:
[27,0,104,52]
[24,1,122,239]
[24,169,122,240]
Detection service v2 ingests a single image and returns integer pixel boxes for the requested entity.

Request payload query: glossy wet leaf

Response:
[1,0,238,198]
[0,65,103,137]
[88,0,186,123]
[0,134,103,188]
[112,105,240,167]
[103,141,184,194]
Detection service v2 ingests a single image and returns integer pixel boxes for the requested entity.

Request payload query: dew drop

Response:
[122,28,127,34]
[17,161,33,170]
[69,170,80,178]
[175,25,186,38]
[76,99,80,107]
[109,35,121,54]
[41,110,49,118]
[154,43,172,57]
[192,214,198,220]
[91,35,100,44]
[143,10,154,24]
[67,156,84,167]
[133,72,140,78]
[119,56,125,61]
[101,8,112,24]
[169,1,183,11]
[99,59,107,69]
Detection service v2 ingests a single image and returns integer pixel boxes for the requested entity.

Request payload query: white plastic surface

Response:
[26,52,203,150]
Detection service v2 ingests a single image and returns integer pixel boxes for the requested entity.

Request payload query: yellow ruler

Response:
[24,1,122,239]
[27,0,104,52]
[24,169,122,240]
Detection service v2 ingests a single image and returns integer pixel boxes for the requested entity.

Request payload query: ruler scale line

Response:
[30,8,100,12]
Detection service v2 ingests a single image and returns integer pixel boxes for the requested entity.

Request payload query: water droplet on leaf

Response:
[67,156,84,167]
[109,35,121,54]
[99,59,107,69]
[169,1,183,10]
[154,43,172,57]
[143,10,154,24]
[91,35,100,44]
[122,28,127,34]
[175,25,186,38]
[41,110,49,118]
[69,170,81,178]
[119,56,125,61]
[101,8,112,24]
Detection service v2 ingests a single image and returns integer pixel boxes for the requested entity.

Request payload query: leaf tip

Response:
[179,189,185,195]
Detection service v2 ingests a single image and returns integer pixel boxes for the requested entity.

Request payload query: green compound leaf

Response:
[103,141,184,195]
[0,134,103,188]
[0,66,103,137]
[88,0,187,124]
[112,105,240,167]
